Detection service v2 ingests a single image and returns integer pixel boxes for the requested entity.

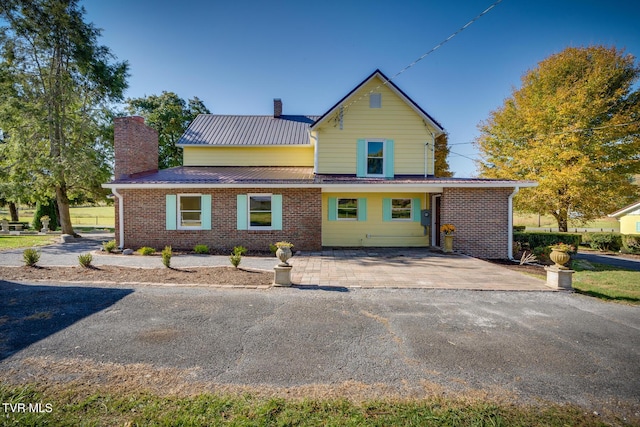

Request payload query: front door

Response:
[432,194,441,247]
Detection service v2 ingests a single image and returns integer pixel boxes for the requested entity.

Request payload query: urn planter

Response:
[276,247,292,266]
[443,235,454,253]
[549,248,571,270]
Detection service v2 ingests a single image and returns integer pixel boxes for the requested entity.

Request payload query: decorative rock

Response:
[60,234,74,243]
[123,248,134,255]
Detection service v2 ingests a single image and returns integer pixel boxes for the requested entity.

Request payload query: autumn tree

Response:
[476,46,640,231]
[0,0,128,235]
[126,92,210,168]
[434,133,453,177]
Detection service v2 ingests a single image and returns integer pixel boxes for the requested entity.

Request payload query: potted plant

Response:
[274,241,294,266]
[440,224,456,253]
[549,242,573,269]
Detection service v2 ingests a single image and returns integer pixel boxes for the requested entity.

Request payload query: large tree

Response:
[0,0,128,235]
[126,92,210,169]
[476,46,640,231]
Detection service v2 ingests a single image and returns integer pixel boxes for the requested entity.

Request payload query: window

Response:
[338,198,358,220]
[369,93,381,108]
[636,221,640,233]
[367,141,384,176]
[357,139,394,178]
[391,198,412,220]
[249,194,272,229]
[179,195,202,229]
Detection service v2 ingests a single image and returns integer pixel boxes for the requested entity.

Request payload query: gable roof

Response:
[310,69,444,133]
[177,114,319,146]
[609,200,640,218]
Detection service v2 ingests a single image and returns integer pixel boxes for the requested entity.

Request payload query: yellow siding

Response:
[322,192,430,247]
[620,215,640,235]
[183,146,314,167]
[315,76,439,175]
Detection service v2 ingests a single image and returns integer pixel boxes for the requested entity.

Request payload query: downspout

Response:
[508,186,519,261]
[112,188,125,249]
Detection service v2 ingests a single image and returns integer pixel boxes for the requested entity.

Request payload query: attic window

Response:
[369,93,381,108]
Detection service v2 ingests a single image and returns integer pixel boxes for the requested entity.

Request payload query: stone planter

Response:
[276,246,292,266]
[443,234,454,253]
[0,220,8,233]
[41,219,50,233]
[549,248,571,270]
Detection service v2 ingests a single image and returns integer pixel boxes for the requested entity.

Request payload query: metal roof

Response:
[177,115,319,146]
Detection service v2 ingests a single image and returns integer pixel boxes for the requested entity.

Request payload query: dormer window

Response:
[369,93,381,108]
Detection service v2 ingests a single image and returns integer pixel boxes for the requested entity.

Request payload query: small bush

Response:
[232,246,247,256]
[622,234,640,254]
[585,232,622,252]
[23,248,40,267]
[513,225,526,232]
[137,247,155,256]
[229,253,242,268]
[78,253,93,268]
[533,246,551,264]
[162,246,172,268]
[194,244,209,254]
[102,240,117,253]
[269,243,278,254]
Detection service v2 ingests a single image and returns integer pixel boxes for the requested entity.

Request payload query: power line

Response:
[337,0,504,116]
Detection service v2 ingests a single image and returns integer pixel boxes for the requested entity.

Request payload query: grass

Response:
[0,205,115,227]
[571,261,640,304]
[0,384,615,427]
[0,234,58,251]
[514,213,619,231]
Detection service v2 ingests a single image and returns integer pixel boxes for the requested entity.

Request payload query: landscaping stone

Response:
[60,234,74,243]
[123,248,134,255]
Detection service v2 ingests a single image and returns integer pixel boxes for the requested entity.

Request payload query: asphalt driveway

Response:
[1,281,638,420]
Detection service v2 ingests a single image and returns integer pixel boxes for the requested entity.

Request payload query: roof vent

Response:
[274,98,282,118]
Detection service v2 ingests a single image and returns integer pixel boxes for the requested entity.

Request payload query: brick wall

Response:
[114,116,159,179]
[116,187,322,252]
[440,187,513,259]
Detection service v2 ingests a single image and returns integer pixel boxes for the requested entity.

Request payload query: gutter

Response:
[112,188,125,249]
[507,186,519,261]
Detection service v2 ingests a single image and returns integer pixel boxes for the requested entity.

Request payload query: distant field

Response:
[0,206,115,227]
[514,212,619,232]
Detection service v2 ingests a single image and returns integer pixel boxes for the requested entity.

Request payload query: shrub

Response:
[229,253,242,268]
[585,232,622,252]
[513,232,581,254]
[622,234,640,254]
[533,246,551,264]
[137,247,155,256]
[194,244,209,254]
[269,243,278,255]
[232,246,247,256]
[103,240,117,253]
[78,253,93,268]
[513,225,526,232]
[23,248,40,267]
[162,246,172,268]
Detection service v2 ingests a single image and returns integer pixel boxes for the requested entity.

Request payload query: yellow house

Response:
[609,201,640,235]
[104,70,536,258]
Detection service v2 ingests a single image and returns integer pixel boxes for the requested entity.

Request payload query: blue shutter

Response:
[357,198,367,221]
[271,194,283,230]
[384,140,395,178]
[412,198,422,222]
[356,139,366,177]
[201,195,212,230]
[382,198,392,222]
[166,195,177,230]
[328,197,337,221]
[236,195,247,230]
[636,221,640,233]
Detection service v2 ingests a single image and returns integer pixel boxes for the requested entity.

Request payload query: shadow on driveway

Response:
[0,280,132,361]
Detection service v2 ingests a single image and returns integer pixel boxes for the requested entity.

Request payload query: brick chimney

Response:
[114,116,159,179]
[273,98,282,118]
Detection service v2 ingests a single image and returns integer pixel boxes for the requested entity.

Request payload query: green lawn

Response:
[572,262,640,304]
[514,212,619,231]
[0,384,614,427]
[0,205,115,227]
[0,234,58,251]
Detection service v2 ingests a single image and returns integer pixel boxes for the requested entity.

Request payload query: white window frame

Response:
[337,198,358,221]
[248,193,273,230]
[391,198,412,221]
[177,194,203,230]
[366,139,385,177]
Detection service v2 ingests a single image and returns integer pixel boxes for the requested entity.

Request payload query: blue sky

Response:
[83,0,640,177]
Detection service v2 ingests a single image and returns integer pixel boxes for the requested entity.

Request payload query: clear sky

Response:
[83,0,640,177]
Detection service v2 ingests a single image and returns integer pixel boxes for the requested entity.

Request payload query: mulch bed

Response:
[0,265,273,286]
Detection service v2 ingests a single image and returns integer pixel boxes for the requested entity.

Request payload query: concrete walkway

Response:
[1,233,550,291]
[290,248,550,291]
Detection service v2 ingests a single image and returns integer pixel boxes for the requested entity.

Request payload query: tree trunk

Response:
[551,209,569,232]
[55,183,77,236]
[8,202,18,221]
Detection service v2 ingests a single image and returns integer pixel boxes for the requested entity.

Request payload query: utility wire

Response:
[336,0,504,116]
